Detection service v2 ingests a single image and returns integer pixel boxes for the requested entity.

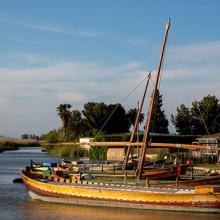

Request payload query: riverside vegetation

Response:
[52,95,220,142]
[0,136,40,153]
[42,131,108,160]
[1,94,219,161]
[42,144,108,160]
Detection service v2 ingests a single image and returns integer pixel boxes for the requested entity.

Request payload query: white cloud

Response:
[76,31,97,38]
[0,17,99,41]
[0,18,63,33]
[0,40,220,137]
[0,58,147,136]
[57,92,88,102]
[18,53,51,65]
[0,33,40,45]
[168,41,220,63]
[0,17,150,46]
[156,41,220,121]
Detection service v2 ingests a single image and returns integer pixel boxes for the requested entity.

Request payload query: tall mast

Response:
[136,18,170,179]
[122,72,151,170]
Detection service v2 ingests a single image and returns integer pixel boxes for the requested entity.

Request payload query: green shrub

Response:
[46,144,89,158]
[156,149,169,161]
[93,130,106,142]
[45,130,60,143]
[89,146,108,160]
[122,134,130,141]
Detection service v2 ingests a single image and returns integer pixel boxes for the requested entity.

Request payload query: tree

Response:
[151,90,169,134]
[82,102,108,135]
[171,95,220,135]
[82,102,130,135]
[46,130,59,143]
[105,103,130,134]
[126,108,145,129]
[68,110,83,140]
[56,104,72,140]
[171,104,192,134]
[191,95,220,135]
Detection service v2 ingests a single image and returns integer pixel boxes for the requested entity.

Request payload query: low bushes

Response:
[43,144,89,158]
[89,146,108,160]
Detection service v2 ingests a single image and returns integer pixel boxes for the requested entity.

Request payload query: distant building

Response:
[197,133,220,155]
[193,133,220,164]
[79,137,94,150]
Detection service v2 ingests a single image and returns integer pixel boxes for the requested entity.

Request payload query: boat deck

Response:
[37,177,195,194]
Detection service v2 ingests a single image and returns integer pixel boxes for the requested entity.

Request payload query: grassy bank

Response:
[42,143,108,160]
[43,144,89,158]
[0,136,40,153]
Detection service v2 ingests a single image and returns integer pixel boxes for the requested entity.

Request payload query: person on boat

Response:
[177,165,181,177]
[57,163,62,170]
[183,159,190,174]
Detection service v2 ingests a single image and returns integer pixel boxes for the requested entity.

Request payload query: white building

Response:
[79,137,94,150]
[196,133,220,164]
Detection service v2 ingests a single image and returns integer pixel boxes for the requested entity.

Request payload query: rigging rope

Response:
[195,101,210,135]
[95,72,150,138]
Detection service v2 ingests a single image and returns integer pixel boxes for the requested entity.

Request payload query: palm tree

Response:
[56,104,72,140]
[127,108,145,129]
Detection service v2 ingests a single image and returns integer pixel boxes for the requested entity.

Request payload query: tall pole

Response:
[137,101,139,157]
[122,72,151,170]
[136,18,170,179]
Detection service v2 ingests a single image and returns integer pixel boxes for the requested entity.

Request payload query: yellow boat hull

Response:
[20,170,220,213]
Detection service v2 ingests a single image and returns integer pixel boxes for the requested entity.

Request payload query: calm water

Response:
[0,147,219,220]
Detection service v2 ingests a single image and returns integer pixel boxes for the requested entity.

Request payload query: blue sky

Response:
[0,0,220,137]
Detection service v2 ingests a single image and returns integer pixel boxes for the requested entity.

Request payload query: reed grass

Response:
[43,144,89,158]
[0,136,40,153]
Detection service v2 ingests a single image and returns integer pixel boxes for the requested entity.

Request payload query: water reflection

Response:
[19,201,220,220]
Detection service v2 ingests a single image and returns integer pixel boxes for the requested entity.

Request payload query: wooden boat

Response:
[144,158,167,167]
[110,174,220,187]
[142,160,190,179]
[89,162,122,171]
[29,161,220,187]
[87,159,189,180]
[28,167,81,182]
[26,165,220,187]
[88,171,183,181]
[154,175,220,187]
[20,169,220,213]
[21,18,220,213]
[31,167,51,175]
[89,169,179,181]
[31,160,58,168]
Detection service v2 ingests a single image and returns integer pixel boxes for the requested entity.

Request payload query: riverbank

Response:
[0,136,40,153]
[42,143,89,158]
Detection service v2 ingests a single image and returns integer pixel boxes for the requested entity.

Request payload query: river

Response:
[0,147,219,220]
